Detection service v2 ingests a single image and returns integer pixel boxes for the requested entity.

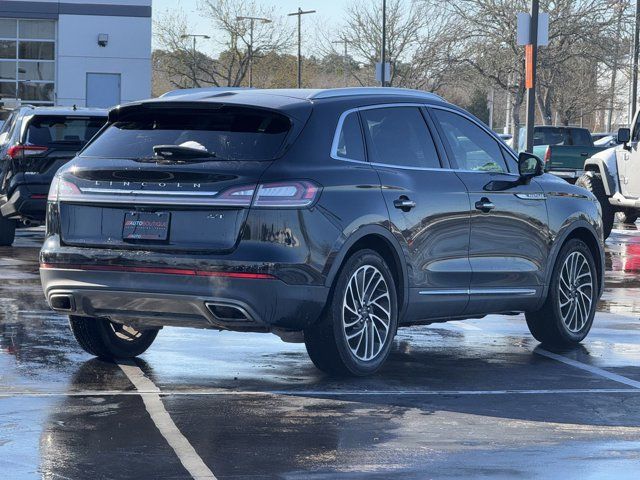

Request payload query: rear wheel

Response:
[304,249,398,376]
[576,173,614,239]
[0,215,16,247]
[69,316,159,359]
[526,239,597,347]
[616,209,639,225]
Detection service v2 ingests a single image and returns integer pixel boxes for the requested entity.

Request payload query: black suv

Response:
[40,88,604,376]
[0,106,107,245]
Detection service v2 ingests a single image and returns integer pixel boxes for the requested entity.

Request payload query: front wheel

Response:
[526,239,598,347]
[69,316,159,359]
[576,173,614,239]
[304,249,398,376]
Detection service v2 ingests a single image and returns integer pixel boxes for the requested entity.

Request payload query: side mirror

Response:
[518,152,544,181]
[618,127,631,146]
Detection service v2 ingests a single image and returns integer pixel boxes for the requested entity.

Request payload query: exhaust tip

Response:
[205,302,251,322]
[50,294,75,312]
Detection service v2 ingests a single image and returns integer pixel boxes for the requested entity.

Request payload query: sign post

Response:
[517,4,548,153]
[524,0,539,154]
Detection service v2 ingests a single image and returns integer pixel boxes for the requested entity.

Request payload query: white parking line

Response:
[535,349,640,389]
[447,321,482,331]
[118,361,217,480]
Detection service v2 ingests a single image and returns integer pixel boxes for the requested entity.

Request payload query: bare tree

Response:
[154,1,292,89]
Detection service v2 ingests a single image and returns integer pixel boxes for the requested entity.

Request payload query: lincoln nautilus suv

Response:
[40,87,605,376]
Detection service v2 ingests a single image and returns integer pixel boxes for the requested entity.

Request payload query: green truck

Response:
[518,126,610,182]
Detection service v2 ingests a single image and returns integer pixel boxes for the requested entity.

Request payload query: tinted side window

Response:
[570,129,592,146]
[432,109,508,173]
[360,107,440,168]
[335,111,365,161]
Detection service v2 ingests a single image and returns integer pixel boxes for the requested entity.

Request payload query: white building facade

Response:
[0,0,151,108]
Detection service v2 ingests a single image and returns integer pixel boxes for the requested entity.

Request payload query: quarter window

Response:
[335,111,365,161]
[360,107,441,169]
[432,109,508,173]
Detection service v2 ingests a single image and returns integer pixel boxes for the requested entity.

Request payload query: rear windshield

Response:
[79,107,292,161]
[519,127,593,149]
[24,115,107,149]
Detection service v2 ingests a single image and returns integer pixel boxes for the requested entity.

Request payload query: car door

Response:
[359,104,471,320]
[428,106,550,315]
[619,112,640,198]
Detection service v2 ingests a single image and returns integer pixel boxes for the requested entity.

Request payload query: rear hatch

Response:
[8,114,107,191]
[54,102,302,253]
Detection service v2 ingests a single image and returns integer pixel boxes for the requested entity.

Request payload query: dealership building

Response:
[0,1,151,108]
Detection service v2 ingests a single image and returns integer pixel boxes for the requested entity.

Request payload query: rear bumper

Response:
[0,184,48,221]
[40,266,329,332]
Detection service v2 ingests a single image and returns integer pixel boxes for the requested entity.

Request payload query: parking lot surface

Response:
[2,227,640,479]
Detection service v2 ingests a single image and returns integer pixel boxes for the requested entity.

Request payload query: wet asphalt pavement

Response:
[2,228,640,479]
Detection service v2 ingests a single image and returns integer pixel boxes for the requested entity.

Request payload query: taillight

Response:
[214,184,256,207]
[215,181,321,208]
[7,145,48,158]
[544,147,551,164]
[254,181,320,207]
[48,176,81,202]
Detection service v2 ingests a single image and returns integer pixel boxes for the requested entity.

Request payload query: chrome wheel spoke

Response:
[558,251,593,333]
[342,264,391,362]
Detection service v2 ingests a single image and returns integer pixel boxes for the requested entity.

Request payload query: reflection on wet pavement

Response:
[1,226,640,479]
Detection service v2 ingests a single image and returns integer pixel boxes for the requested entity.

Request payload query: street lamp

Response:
[332,38,349,87]
[180,34,210,88]
[236,16,272,88]
[288,8,316,88]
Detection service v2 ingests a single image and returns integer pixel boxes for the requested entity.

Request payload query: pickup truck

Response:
[518,126,609,182]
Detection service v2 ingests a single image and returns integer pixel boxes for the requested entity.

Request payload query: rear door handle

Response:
[580,152,589,157]
[394,196,416,212]
[475,197,495,213]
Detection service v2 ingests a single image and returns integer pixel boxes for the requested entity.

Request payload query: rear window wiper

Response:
[151,144,217,162]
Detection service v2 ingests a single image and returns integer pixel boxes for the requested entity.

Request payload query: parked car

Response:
[0,106,108,246]
[577,119,640,237]
[518,126,609,182]
[40,88,604,376]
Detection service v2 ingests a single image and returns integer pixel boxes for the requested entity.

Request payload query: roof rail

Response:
[308,87,444,101]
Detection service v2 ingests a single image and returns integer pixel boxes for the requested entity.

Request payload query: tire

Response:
[304,249,398,376]
[69,315,159,359]
[576,173,614,239]
[0,215,16,247]
[525,239,598,347]
[615,209,639,225]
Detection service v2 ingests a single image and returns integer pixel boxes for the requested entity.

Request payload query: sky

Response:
[152,0,351,50]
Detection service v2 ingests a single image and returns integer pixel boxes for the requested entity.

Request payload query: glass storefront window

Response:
[18,61,54,82]
[0,61,16,80]
[0,19,17,38]
[19,20,55,40]
[0,18,55,105]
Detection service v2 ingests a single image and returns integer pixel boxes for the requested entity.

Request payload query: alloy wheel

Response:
[558,251,593,333]
[342,265,391,361]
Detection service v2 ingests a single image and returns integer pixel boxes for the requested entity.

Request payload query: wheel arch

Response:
[543,221,604,301]
[324,226,409,319]
[583,156,616,196]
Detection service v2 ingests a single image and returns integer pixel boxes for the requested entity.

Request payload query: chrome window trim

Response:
[419,288,537,296]
[330,102,520,176]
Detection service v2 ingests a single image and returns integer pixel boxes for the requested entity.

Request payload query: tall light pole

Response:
[381,0,387,87]
[236,16,271,88]
[332,38,349,87]
[180,34,210,88]
[288,7,316,88]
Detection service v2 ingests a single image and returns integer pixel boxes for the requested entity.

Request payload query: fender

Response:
[541,219,605,303]
[583,149,618,196]
[324,224,410,317]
